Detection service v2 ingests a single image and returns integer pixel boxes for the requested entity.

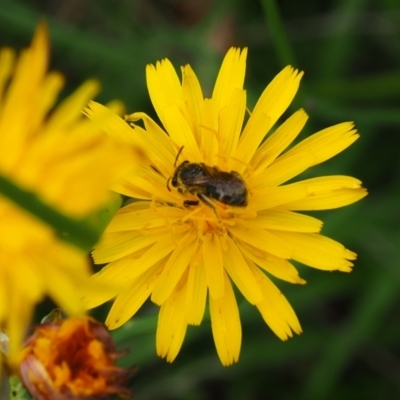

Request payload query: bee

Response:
[167,147,248,209]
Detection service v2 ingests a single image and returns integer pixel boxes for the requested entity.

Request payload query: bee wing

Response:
[184,175,211,185]
[200,164,220,177]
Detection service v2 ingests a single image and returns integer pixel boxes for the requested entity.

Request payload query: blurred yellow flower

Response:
[84,48,367,366]
[0,23,136,361]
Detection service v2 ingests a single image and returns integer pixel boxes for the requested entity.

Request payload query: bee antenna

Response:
[174,146,184,167]
[166,177,172,191]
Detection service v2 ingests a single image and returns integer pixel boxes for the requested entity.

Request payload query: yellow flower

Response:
[0,24,136,361]
[18,315,134,400]
[83,48,367,366]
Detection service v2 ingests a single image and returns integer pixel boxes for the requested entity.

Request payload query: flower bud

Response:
[18,316,134,400]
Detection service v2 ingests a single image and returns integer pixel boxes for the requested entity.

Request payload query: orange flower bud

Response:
[18,316,134,399]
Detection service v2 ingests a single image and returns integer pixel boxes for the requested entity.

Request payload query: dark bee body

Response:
[169,160,248,208]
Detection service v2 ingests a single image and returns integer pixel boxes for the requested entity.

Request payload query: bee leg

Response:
[197,194,217,209]
[197,194,221,220]
[183,200,199,207]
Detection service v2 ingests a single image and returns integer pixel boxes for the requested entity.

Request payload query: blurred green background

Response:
[1,0,399,399]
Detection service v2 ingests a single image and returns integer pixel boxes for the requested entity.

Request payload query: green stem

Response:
[0,174,99,252]
[261,0,297,67]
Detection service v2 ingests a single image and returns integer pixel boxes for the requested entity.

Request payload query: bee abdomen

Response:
[206,184,248,207]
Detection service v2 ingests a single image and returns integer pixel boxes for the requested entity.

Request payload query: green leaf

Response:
[9,375,32,400]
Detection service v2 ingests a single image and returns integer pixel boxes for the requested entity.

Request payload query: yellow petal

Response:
[255,150,315,189]
[181,64,204,144]
[13,256,44,301]
[293,175,363,192]
[203,233,225,299]
[219,88,247,169]
[199,98,219,165]
[252,175,364,210]
[146,59,184,129]
[30,72,65,134]
[249,183,310,211]
[0,30,48,170]
[251,109,308,173]
[162,104,201,162]
[28,22,49,87]
[82,262,131,309]
[130,126,173,178]
[84,101,154,173]
[115,237,176,280]
[231,110,271,173]
[106,262,161,329]
[85,101,134,143]
[105,202,177,232]
[0,48,15,107]
[210,273,241,366]
[126,112,176,168]
[250,263,302,339]
[273,231,356,271]
[7,289,34,362]
[212,48,247,116]
[235,66,303,168]
[281,187,368,210]
[114,169,169,202]
[0,272,6,321]
[229,220,293,259]
[93,231,160,263]
[275,122,360,173]
[45,80,99,133]
[238,242,305,284]
[254,210,323,232]
[43,243,92,313]
[156,283,188,362]
[151,238,198,305]
[111,179,153,200]
[185,259,207,325]
[43,263,86,317]
[223,236,264,304]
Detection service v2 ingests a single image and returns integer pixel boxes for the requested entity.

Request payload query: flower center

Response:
[179,201,237,236]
